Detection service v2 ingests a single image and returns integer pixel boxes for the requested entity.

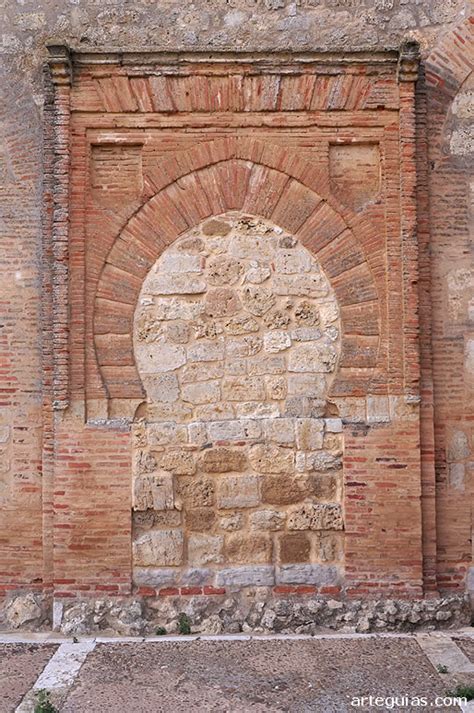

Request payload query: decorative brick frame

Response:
[94,145,380,410]
[43,44,430,599]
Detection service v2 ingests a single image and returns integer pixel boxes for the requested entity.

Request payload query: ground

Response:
[2,631,474,712]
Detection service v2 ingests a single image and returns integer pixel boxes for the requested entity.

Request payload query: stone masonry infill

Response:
[132,213,344,586]
[0,592,470,636]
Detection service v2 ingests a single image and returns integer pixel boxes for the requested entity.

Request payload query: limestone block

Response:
[177,478,215,507]
[288,341,338,373]
[186,508,217,531]
[263,330,292,353]
[241,285,275,315]
[287,503,344,531]
[275,249,311,274]
[263,309,292,330]
[295,418,324,450]
[207,419,261,442]
[136,339,186,373]
[207,256,243,285]
[217,475,260,508]
[334,397,366,423]
[278,533,311,563]
[133,473,174,511]
[249,444,294,473]
[264,418,295,445]
[250,509,286,531]
[159,252,203,273]
[447,430,470,461]
[187,338,224,362]
[215,565,275,587]
[146,421,188,446]
[161,450,196,475]
[224,533,272,563]
[220,513,244,531]
[195,403,235,421]
[141,373,179,402]
[318,301,339,327]
[181,362,224,383]
[181,380,221,404]
[245,265,271,284]
[187,423,208,447]
[367,395,390,424]
[287,374,327,398]
[153,298,204,321]
[308,451,342,472]
[265,375,287,400]
[261,475,309,505]
[133,530,184,566]
[307,473,340,500]
[291,327,322,342]
[188,534,223,566]
[200,447,247,473]
[276,563,340,585]
[147,273,206,295]
[230,234,275,259]
[222,376,266,401]
[205,287,241,317]
[325,418,343,433]
[294,300,320,326]
[224,314,260,335]
[194,319,224,339]
[273,274,328,298]
[226,335,262,357]
[317,532,344,563]
[133,568,179,587]
[235,402,280,419]
[247,355,286,375]
[323,432,343,454]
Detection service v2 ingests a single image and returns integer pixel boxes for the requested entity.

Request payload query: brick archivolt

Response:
[93,142,381,410]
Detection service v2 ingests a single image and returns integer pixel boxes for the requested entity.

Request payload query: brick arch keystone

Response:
[94,156,381,402]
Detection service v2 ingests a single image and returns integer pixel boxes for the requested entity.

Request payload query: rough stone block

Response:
[249,444,294,473]
[263,330,292,353]
[133,473,174,511]
[222,376,266,401]
[215,565,275,587]
[217,475,260,509]
[188,534,224,566]
[147,273,206,294]
[141,373,179,403]
[276,564,340,585]
[181,380,221,404]
[186,507,217,532]
[295,418,324,450]
[263,418,295,445]
[207,256,243,286]
[207,419,261,442]
[288,341,338,373]
[287,374,326,397]
[133,530,184,566]
[261,475,309,505]
[133,568,178,587]
[200,447,247,473]
[176,478,215,507]
[161,450,196,475]
[279,533,311,563]
[224,533,272,563]
[187,338,225,362]
[287,503,344,531]
[250,509,286,531]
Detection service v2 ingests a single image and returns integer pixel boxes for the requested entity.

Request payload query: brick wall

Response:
[0,4,472,613]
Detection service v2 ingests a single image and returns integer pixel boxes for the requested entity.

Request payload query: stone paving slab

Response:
[0,644,58,713]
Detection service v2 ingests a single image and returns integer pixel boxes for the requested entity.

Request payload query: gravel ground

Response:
[0,644,58,713]
[61,638,451,713]
[454,637,474,664]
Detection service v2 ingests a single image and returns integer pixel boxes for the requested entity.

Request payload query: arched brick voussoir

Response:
[94,298,135,336]
[314,229,366,279]
[243,164,290,217]
[425,17,474,96]
[295,201,347,254]
[331,263,379,307]
[96,263,144,306]
[271,179,323,233]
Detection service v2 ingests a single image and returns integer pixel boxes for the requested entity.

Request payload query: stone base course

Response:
[0,592,470,637]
